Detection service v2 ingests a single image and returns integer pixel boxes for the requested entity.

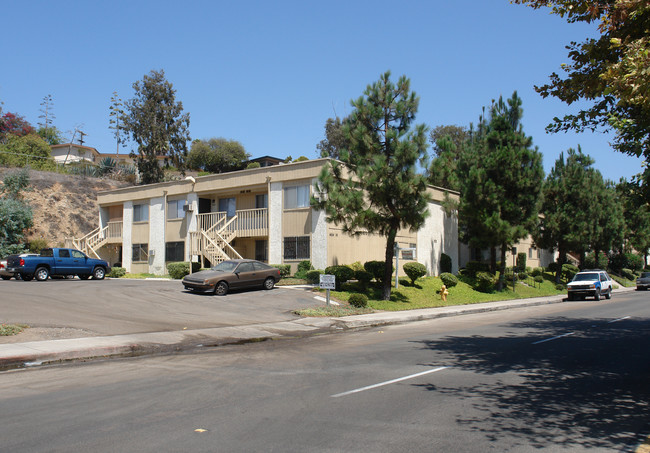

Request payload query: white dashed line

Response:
[532,332,575,345]
[331,367,448,398]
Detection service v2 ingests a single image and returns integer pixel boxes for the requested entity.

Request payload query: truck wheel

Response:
[35,267,50,281]
[605,288,611,299]
[20,273,33,281]
[1,276,11,281]
[594,289,601,301]
[92,267,105,280]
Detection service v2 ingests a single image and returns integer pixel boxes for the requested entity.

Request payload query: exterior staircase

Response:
[66,226,107,259]
[190,213,243,267]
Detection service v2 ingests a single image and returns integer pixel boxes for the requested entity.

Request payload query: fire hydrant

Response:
[440,284,449,302]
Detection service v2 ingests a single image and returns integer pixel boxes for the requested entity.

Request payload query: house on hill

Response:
[50,144,100,164]
[68,158,460,277]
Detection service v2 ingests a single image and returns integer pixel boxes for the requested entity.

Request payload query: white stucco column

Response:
[149,196,166,274]
[416,202,458,276]
[268,181,283,264]
[186,192,199,262]
[311,177,328,270]
[123,201,133,273]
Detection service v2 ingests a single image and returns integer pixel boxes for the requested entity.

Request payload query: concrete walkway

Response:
[0,287,633,370]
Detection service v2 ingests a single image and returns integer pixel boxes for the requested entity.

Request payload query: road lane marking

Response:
[532,332,575,345]
[608,316,630,323]
[331,367,448,398]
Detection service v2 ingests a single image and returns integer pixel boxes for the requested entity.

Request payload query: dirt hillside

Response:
[0,168,131,248]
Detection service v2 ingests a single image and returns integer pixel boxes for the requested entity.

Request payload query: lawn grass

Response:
[310,272,565,313]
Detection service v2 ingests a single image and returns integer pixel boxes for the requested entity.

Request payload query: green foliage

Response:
[305,269,323,284]
[187,138,250,174]
[462,261,490,278]
[1,168,31,199]
[364,260,388,282]
[518,272,529,280]
[270,264,291,278]
[354,270,372,289]
[584,252,609,270]
[516,252,527,272]
[317,117,349,159]
[108,267,126,278]
[440,272,458,288]
[0,323,27,336]
[348,293,368,308]
[37,126,63,145]
[294,260,313,279]
[531,267,544,277]
[0,134,54,170]
[555,283,566,291]
[98,157,117,176]
[28,237,49,253]
[440,253,452,274]
[347,261,364,272]
[457,92,544,291]
[475,272,497,293]
[403,262,427,285]
[626,253,644,272]
[547,262,559,273]
[313,72,430,301]
[246,162,261,169]
[325,265,354,290]
[621,268,636,280]
[166,261,200,279]
[534,275,544,286]
[122,69,191,184]
[562,263,579,281]
[0,170,33,257]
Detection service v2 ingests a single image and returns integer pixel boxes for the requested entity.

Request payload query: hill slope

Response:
[0,168,131,248]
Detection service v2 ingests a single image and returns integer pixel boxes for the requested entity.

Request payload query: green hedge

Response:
[167,261,201,279]
[439,272,458,288]
[403,262,427,285]
[108,267,126,278]
[271,264,291,278]
[306,269,323,284]
[348,293,368,308]
[440,253,452,274]
[325,265,355,290]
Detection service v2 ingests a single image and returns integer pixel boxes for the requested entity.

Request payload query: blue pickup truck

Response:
[6,248,111,281]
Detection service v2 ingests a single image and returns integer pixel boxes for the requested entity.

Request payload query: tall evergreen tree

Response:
[121,70,191,184]
[316,117,349,159]
[313,71,430,300]
[616,178,650,261]
[536,147,601,282]
[457,92,544,290]
[108,91,125,155]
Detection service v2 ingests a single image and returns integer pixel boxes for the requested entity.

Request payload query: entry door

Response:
[219,198,236,218]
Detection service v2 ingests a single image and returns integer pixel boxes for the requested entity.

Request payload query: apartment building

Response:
[71,158,459,277]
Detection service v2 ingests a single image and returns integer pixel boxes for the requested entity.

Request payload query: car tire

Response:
[78,274,90,280]
[1,276,11,281]
[35,267,49,281]
[214,281,228,296]
[92,267,105,280]
[263,277,275,290]
[594,289,601,301]
[605,288,611,299]
[20,273,33,281]
[567,294,574,301]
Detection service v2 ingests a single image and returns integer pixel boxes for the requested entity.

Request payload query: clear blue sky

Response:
[1,0,642,182]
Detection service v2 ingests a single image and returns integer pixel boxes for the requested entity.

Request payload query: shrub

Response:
[562,263,579,281]
[463,261,490,278]
[518,272,528,280]
[325,265,355,290]
[547,262,559,273]
[294,260,313,279]
[440,253,452,274]
[364,260,392,283]
[348,293,368,308]
[403,262,427,285]
[555,283,565,291]
[534,275,544,286]
[166,261,200,279]
[108,267,126,278]
[621,268,636,280]
[439,272,458,288]
[348,261,364,272]
[271,264,291,278]
[28,238,49,253]
[475,272,496,293]
[531,267,544,277]
[516,252,527,272]
[626,253,644,272]
[355,270,373,289]
[305,269,323,284]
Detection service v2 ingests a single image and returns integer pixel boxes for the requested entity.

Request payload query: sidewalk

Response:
[0,287,633,370]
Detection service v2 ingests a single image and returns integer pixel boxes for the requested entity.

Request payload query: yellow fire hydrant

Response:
[440,284,449,302]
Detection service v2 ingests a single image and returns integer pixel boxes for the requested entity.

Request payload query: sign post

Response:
[319,274,336,306]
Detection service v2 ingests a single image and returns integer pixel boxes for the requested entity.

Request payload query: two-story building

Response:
[70,158,460,277]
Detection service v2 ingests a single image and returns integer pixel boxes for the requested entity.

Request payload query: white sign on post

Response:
[319,274,336,306]
[319,274,336,290]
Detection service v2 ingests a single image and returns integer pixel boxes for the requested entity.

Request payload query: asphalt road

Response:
[0,290,648,452]
[0,278,322,335]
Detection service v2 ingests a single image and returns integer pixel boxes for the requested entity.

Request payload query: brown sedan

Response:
[182,259,281,296]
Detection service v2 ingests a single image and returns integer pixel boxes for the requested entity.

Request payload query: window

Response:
[219,197,236,217]
[237,262,254,273]
[133,204,149,222]
[256,194,268,209]
[71,250,85,259]
[167,199,187,219]
[284,185,310,209]
[165,241,185,262]
[132,243,148,262]
[529,247,534,259]
[58,249,70,258]
[284,236,310,260]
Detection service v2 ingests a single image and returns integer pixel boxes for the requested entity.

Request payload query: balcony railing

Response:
[196,208,268,237]
[106,221,123,242]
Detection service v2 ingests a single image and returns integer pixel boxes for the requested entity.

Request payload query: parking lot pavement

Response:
[0,278,323,339]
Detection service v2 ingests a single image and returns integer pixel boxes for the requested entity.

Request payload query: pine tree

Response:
[313,71,430,300]
[457,92,544,290]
